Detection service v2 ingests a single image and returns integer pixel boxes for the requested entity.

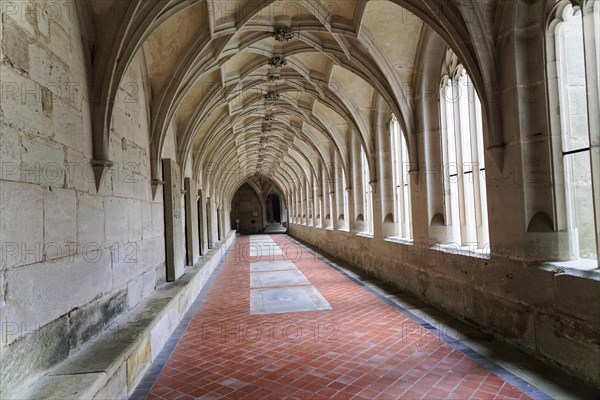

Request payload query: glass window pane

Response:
[564,152,597,259]
[560,11,590,152]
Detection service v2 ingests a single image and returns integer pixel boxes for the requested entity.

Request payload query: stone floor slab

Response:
[249,236,273,242]
[250,270,310,288]
[250,286,333,315]
[248,251,284,258]
[250,261,298,272]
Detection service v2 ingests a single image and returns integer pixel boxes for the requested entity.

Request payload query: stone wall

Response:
[0,3,166,396]
[289,224,600,385]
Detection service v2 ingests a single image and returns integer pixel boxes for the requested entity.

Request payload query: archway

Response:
[267,193,282,223]
[231,183,264,234]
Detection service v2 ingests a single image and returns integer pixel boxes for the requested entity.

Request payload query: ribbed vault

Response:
[78,0,500,206]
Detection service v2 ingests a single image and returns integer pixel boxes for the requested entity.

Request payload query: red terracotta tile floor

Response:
[144,235,537,400]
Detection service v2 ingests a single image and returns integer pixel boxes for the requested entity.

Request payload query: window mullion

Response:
[398,128,407,238]
[453,79,469,246]
[402,137,412,238]
[391,120,401,237]
[467,77,487,247]
[584,2,600,262]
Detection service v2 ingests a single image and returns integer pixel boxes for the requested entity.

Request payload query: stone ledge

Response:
[17,232,235,400]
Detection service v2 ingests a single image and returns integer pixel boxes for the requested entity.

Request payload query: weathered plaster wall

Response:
[0,3,165,395]
[289,224,600,385]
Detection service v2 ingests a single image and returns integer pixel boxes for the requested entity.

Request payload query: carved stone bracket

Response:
[91,159,115,192]
[369,180,378,194]
[151,178,165,199]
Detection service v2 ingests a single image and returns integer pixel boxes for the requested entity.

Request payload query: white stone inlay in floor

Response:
[250,286,333,315]
[248,245,284,257]
[250,261,298,272]
[249,236,276,243]
[249,239,278,244]
[250,270,311,288]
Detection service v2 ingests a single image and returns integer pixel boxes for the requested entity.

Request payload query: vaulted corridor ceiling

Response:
[81,0,492,202]
[3,1,600,398]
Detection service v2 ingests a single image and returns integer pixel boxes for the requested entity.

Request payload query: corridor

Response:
[2,1,600,398]
[131,235,563,400]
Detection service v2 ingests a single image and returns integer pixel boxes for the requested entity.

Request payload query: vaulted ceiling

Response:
[79,0,497,203]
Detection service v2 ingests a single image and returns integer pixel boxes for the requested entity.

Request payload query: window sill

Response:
[431,243,491,260]
[384,237,414,246]
[356,232,374,239]
[543,258,598,272]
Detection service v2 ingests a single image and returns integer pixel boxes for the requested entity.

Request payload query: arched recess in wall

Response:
[266,188,285,224]
[231,182,264,234]
[493,0,563,243]
[543,0,600,262]
[412,26,456,243]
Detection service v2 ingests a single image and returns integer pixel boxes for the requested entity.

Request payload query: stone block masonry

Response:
[289,224,600,386]
[0,4,168,397]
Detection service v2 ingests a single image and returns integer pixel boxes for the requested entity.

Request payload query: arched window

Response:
[440,66,489,250]
[548,1,599,262]
[390,116,413,239]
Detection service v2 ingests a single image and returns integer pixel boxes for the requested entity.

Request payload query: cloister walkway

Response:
[131,235,584,400]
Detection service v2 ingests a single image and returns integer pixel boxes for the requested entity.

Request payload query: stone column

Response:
[206,197,213,249]
[293,191,297,224]
[198,189,208,255]
[347,186,356,233]
[351,132,365,232]
[162,159,184,281]
[321,163,329,229]
[184,178,200,265]
[297,186,302,224]
[299,183,305,225]
[305,178,311,226]
[288,191,293,224]
[334,152,345,229]
[371,180,383,239]
[313,171,321,227]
